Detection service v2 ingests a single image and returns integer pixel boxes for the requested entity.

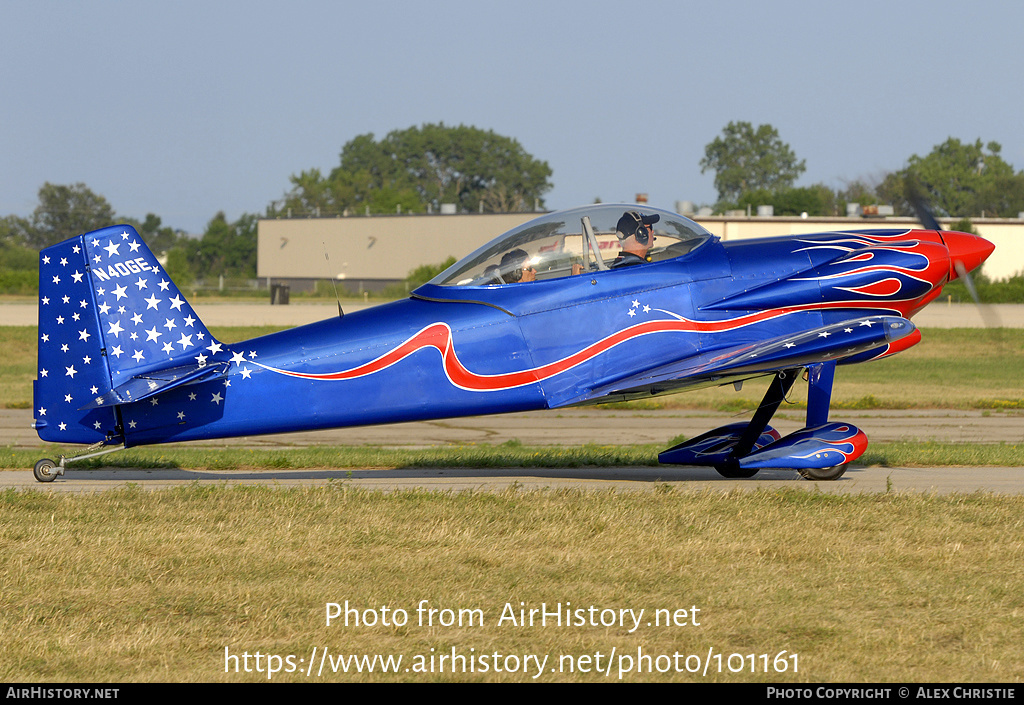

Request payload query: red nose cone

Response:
[942,231,995,280]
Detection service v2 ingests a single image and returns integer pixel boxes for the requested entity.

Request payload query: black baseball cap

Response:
[616,211,660,240]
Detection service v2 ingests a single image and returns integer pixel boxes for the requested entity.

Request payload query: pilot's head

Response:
[500,248,535,283]
[616,211,660,250]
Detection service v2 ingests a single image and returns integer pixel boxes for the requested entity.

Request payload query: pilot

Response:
[500,248,536,283]
[610,211,660,268]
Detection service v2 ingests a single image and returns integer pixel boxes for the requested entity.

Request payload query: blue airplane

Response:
[31,203,994,482]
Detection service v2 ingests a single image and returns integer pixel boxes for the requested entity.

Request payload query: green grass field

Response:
[4,324,1023,683]
[2,486,1022,682]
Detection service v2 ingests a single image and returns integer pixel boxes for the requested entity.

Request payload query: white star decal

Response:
[158,279,170,291]
[818,331,831,338]
[163,318,177,331]
[72,270,84,283]
[58,423,67,431]
[131,312,144,325]
[132,350,145,362]
[240,367,252,379]
[145,327,162,342]
[162,342,174,354]
[103,241,121,257]
[78,329,91,342]
[177,334,193,349]
[177,411,185,420]
[65,365,77,378]
[169,295,184,311]
[195,353,208,366]
[627,309,636,317]
[129,240,141,253]
[108,320,124,337]
[230,351,246,365]
[111,345,124,358]
[860,320,874,327]
[248,351,257,359]
[99,303,111,315]
[145,294,160,310]
[184,315,196,327]
[135,277,148,290]
[211,392,223,405]
[38,407,46,416]
[114,284,128,300]
[207,342,224,354]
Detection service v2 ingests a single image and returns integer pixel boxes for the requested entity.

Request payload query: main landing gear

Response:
[659,362,866,481]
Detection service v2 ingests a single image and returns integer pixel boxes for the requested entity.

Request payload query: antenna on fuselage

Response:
[323,241,344,319]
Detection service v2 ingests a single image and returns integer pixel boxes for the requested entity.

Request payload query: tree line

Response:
[2,121,1023,296]
[700,121,1024,219]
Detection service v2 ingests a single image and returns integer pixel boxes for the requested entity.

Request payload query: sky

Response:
[3,0,1024,234]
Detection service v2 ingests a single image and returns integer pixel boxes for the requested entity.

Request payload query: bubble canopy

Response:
[428,204,714,287]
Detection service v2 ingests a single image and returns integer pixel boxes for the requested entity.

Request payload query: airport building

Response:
[257,210,1024,293]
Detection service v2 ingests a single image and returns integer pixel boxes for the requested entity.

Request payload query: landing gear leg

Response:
[715,368,799,479]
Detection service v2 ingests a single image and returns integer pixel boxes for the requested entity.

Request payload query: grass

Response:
[1,486,1022,682]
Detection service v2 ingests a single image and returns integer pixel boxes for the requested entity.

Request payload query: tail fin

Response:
[34,225,225,444]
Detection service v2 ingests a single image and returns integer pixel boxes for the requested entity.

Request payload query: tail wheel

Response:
[33,459,59,483]
[797,465,848,481]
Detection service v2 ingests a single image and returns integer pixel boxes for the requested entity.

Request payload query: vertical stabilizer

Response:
[34,225,222,443]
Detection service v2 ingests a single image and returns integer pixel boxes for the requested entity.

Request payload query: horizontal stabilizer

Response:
[82,361,229,409]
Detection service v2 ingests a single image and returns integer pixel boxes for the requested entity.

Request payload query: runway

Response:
[3,407,1021,493]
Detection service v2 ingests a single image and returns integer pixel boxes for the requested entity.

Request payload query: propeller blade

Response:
[953,259,1001,327]
[904,175,942,232]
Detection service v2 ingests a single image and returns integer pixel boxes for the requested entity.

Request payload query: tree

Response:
[27,182,116,248]
[275,123,553,216]
[700,122,806,203]
[879,138,1024,218]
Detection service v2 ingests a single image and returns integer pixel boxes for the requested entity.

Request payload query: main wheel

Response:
[33,458,59,483]
[714,460,759,479]
[797,464,848,481]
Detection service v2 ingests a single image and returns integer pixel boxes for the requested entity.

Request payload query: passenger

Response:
[610,211,660,268]
[482,264,504,285]
[500,248,536,283]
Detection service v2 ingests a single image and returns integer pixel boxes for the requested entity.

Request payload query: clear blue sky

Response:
[3,0,1023,234]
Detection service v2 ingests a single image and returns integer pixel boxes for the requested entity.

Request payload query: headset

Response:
[626,211,651,246]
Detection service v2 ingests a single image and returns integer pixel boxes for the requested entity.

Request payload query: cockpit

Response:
[428,204,714,287]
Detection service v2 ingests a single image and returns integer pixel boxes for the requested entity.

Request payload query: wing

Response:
[550,314,916,407]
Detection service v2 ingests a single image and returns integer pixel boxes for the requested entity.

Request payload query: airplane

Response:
[30,203,994,483]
